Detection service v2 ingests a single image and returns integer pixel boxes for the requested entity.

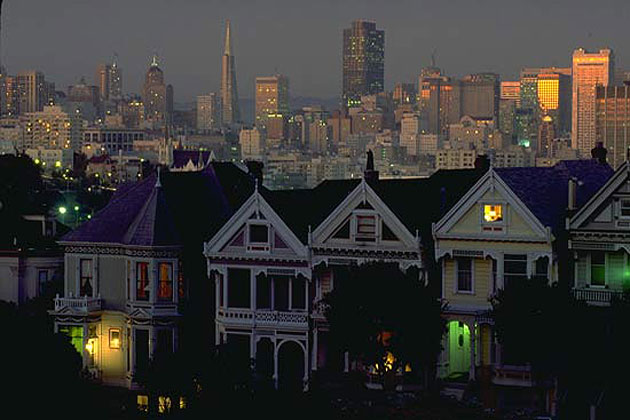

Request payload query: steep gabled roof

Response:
[61,162,256,247]
[495,160,613,234]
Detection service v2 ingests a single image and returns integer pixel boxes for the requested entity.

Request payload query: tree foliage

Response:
[324,262,445,383]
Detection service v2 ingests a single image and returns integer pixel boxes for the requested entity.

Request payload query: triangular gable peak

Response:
[311,179,418,249]
[570,161,630,231]
[204,185,308,260]
[433,168,550,242]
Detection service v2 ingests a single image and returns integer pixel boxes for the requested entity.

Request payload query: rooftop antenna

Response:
[431,48,437,68]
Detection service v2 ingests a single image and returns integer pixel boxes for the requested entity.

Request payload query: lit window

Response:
[483,204,503,223]
[136,262,150,301]
[80,259,93,296]
[158,262,173,301]
[109,328,121,349]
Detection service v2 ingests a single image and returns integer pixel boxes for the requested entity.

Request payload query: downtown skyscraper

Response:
[221,20,240,125]
[342,20,384,108]
[572,48,614,156]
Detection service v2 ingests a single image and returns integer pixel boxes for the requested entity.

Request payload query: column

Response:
[150,260,158,304]
[214,271,220,313]
[223,269,229,308]
[273,341,279,388]
[469,322,476,380]
[312,328,318,371]
[250,270,256,310]
[498,253,505,290]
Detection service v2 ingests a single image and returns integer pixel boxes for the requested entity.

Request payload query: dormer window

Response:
[247,222,271,252]
[483,204,503,223]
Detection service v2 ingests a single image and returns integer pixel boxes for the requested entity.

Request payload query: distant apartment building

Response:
[572,48,614,156]
[82,127,146,153]
[240,127,265,161]
[436,146,477,170]
[17,70,51,114]
[327,110,351,145]
[459,73,500,125]
[24,147,74,172]
[393,83,416,106]
[21,105,82,150]
[196,94,220,132]
[400,112,420,156]
[96,57,122,102]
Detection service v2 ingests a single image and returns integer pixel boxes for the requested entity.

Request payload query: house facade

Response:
[569,161,630,305]
[51,163,256,387]
[433,159,612,409]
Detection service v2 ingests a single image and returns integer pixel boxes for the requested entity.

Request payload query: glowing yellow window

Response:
[484,204,503,223]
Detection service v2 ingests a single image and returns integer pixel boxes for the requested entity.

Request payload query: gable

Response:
[205,190,307,259]
[571,162,630,232]
[312,180,417,249]
[435,170,549,241]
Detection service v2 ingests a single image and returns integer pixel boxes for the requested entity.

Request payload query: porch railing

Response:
[217,308,308,328]
[572,288,624,305]
[54,294,102,313]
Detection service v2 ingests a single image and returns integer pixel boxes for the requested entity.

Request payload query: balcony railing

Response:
[54,294,102,313]
[492,364,533,387]
[572,288,624,305]
[217,308,308,328]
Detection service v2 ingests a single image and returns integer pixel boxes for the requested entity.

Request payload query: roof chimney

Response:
[568,177,577,211]
[246,160,264,186]
[364,149,379,183]
[474,154,491,171]
[591,142,608,164]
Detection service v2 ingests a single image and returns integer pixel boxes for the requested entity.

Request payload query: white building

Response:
[240,127,266,161]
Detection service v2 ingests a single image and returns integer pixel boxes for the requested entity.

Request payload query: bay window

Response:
[158,262,173,301]
[136,262,150,301]
[80,259,93,297]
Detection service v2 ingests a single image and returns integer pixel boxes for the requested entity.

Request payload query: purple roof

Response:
[61,162,256,247]
[495,160,614,234]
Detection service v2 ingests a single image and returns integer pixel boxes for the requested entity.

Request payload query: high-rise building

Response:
[239,126,265,160]
[16,70,46,114]
[20,105,82,150]
[459,73,500,124]
[538,115,555,157]
[221,20,240,125]
[596,84,630,168]
[500,81,521,105]
[142,55,170,125]
[419,70,459,136]
[400,112,421,156]
[537,72,571,134]
[96,56,122,102]
[393,83,416,106]
[342,20,384,108]
[572,48,614,155]
[255,75,289,135]
[196,93,220,132]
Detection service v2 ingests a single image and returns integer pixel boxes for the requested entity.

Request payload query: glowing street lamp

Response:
[58,206,67,215]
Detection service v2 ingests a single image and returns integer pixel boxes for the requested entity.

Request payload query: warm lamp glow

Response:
[85,339,95,355]
[484,204,503,223]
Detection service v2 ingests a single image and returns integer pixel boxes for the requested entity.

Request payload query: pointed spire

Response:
[112,52,119,67]
[150,53,159,68]
[224,20,232,56]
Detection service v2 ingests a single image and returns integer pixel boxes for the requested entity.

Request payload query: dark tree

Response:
[324,262,445,387]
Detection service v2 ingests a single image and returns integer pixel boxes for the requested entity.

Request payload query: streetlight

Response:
[74,205,80,227]
[58,206,67,224]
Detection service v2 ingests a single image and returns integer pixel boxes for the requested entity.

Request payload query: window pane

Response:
[484,204,503,223]
[456,257,472,292]
[158,263,173,301]
[227,268,251,308]
[136,262,150,301]
[591,252,605,286]
[274,276,289,311]
[292,276,306,310]
[249,225,268,243]
[80,259,93,296]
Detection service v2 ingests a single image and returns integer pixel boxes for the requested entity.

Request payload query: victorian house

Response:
[205,164,485,389]
[432,158,612,409]
[51,163,256,387]
[569,161,630,305]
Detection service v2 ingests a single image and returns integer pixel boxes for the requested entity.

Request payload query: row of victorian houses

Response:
[46,145,630,412]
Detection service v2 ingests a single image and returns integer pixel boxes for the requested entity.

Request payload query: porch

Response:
[572,288,625,306]
[217,308,309,329]
[53,294,102,313]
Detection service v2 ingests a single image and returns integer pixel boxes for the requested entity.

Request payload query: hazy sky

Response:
[3,0,629,103]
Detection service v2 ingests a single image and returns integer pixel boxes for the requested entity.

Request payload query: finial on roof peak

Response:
[155,166,162,188]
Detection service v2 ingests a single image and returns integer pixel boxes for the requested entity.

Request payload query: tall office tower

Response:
[419,70,459,136]
[499,99,516,139]
[400,112,421,156]
[16,70,46,114]
[514,108,537,147]
[460,73,500,124]
[110,55,122,100]
[500,81,521,104]
[342,20,385,108]
[142,55,167,124]
[393,83,416,106]
[572,48,614,155]
[197,93,220,132]
[537,72,571,134]
[255,75,289,136]
[596,84,630,168]
[221,20,240,125]
[519,69,540,111]
[327,109,351,145]
[2,75,17,116]
[95,64,111,101]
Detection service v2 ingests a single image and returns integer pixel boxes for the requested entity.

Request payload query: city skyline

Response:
[3,0,629,102]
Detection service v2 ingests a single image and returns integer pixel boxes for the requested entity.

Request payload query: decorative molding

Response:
[65,245,180,258]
